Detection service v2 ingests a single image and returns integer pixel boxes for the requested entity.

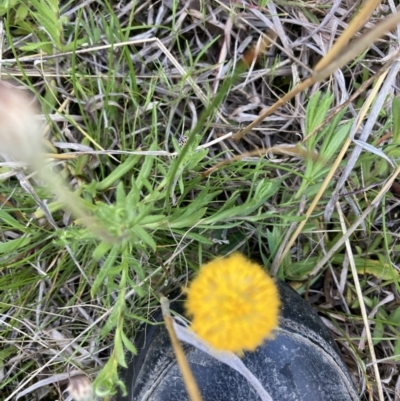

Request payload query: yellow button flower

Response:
[185,253,281,353]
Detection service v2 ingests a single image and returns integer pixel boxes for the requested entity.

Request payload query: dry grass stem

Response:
[234,0,400,141]
[310,164,400,276]
[161,297,203,401]
[336,202,384,401]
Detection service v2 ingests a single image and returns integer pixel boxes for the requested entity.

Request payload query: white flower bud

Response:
[0,80,43,165]
[67,375,94,401]
[0,81,115,243]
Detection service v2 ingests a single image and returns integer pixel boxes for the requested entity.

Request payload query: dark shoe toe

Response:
[119,281,358,401]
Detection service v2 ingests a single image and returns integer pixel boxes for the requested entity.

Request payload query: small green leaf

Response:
[92,241,113,260]
[372,319,384,345]
[101,307,119,337]
[136,144,156,190]
[305,91,334,140]
[0,209,26,230]
[186,149,208,169]
[20,42,52,52]
[91,246,119,296]
[15,4,29,21]
[116,182,126,205]
[388,307,400,326]
[319,121,352,161]
[392,96,400,143]
[285,256,319,279]
[140,214,167,226]
[132,226,156,251]
[96,156,140,191]
[332,255,399,281]
[93,356,122,397]
[0,237,31,254]
[393,339,400,361]
[171,207,212,226]
[121,330,137,355]
[114,327,127,368]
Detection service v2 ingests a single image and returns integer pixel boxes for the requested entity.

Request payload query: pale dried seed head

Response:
[0,81,42,165]
[0,82,115,243]
[67,375,94,401]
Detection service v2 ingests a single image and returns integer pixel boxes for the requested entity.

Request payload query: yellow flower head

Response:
[185,253,281,353]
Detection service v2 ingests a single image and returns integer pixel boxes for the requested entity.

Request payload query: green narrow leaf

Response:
[121,330,137,355]
[169,208,207,227]
[332,254,399,280]
[127,175,141,206]
[92,241,113,260]
[319,121,352,161]
[0,209,26,230]
[392,96,400,142]
[388,306,400,326]
[132,226,156,251]
[96,155,140,191]
[372,319,384,345]
[91,246,119,295]
[20,42,52,51]
[0,236,31,254]
[393,339,400,360]
[140,214,167,226]
[101,306,119,337]
[116,182,126,205]
[136,143,157,191]
[305,91,334,141]
[114,327,127,368]
[305,91,321,137]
